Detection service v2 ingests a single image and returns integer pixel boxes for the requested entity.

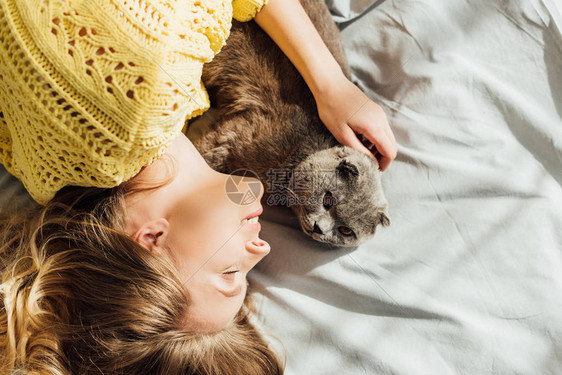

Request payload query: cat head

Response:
[289,145,389,247]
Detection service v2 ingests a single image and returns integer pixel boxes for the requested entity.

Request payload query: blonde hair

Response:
[0,184,284,374]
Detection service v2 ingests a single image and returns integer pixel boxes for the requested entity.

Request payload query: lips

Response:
[243,206,263,220]
[241,206,263,231]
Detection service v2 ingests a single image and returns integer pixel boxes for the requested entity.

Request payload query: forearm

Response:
[254,0,397,170]
[253,0,345,98]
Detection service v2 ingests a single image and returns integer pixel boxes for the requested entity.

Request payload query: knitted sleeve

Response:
[232,0,269,22]
[0,0,231,204]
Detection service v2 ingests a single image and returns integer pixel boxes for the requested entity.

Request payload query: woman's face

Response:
[124,134,270,332]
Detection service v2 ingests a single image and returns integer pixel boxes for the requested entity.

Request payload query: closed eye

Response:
[221,270,239,281]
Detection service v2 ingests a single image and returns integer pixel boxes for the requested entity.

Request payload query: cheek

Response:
[168,221,240,281]
[303,192,321,214]
[175,209,240,249]
[221,239,247,270]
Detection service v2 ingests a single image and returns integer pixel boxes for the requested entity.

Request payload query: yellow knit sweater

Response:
[0,0,267,204]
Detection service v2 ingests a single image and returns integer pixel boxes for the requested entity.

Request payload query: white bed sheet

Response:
[247,0,562,374]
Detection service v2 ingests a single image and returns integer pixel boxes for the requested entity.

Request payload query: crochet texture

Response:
[0,0,267,204]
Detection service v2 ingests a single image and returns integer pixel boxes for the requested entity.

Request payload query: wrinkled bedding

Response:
[247,0,562,373]
[1,0,561,374]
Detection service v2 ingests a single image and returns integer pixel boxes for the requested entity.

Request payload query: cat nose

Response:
[312,222,323,234]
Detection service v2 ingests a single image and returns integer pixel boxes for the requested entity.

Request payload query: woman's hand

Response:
[254,0,396,171]
[314,74,397,171]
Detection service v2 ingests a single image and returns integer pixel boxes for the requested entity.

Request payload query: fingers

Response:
[317,80,397,171]
[337,126,376,160]
[356,125,397,172]
[337,123,397,172]
[366,131,396,171]
[378,154,392,172]
[380,127,397,171]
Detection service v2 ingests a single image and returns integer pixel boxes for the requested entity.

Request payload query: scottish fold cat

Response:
[191,0,389,247]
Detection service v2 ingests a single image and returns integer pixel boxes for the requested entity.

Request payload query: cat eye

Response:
[338,226,354,237]
[323,191,336,209]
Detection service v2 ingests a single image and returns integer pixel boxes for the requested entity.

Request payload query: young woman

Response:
[0,0,396,372]
[0,133,283,373]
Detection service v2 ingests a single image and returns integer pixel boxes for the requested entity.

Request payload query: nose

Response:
[312,222,323,234]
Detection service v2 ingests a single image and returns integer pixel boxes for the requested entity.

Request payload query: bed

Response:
[244,0,562,373]
[2,0,561,373]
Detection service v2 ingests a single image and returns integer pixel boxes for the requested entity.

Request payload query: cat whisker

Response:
[277,185,314,233]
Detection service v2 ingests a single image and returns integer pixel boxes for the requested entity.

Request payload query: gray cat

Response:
[192,0,389,247]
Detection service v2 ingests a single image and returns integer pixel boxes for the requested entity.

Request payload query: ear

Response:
[337,159,359,179]
[132,218,170,254]
[380,212,390,227]
[337,145,350,158]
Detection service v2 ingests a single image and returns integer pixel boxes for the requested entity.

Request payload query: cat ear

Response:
[337,145,349,158]
[379,212,390,227]
[337,159,359,179]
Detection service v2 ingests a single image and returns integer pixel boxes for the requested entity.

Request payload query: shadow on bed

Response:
[499,17,562,187]
[544,20,562,184]
[545,20,562,121]
[254,201,453,320]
